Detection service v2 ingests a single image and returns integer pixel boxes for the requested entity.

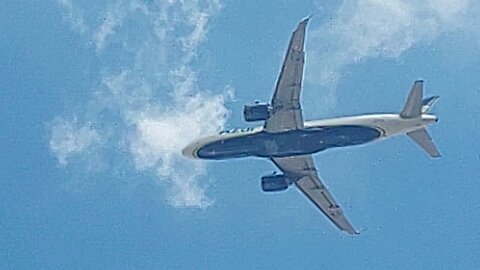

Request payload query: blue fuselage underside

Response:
[197,125,381,159]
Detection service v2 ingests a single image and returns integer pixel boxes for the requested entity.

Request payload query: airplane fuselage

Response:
[182,113,438,160]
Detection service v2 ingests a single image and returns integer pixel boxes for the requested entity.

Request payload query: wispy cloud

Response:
[309,0,471,102]
[52,0,230,207]
[129,90,231,208]
[57,0,89,35]
[92,6,126,52]
[50,117,99,166]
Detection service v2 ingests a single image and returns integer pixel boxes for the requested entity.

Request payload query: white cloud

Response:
[129,90,231,208]
[57,0,89,34]
[92,8,125,52]
[428,0,470,22]
[52,0,230,208]
[309,0,471,89]
[49,118,99,166]
[130,93,230,171]
[179,0,221,61]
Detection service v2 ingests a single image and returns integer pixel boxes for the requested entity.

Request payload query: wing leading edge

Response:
[264,17,309,132]
[271,155,358,235]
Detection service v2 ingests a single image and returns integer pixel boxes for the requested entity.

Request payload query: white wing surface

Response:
[271,155,358,235]
[264,18,309,132]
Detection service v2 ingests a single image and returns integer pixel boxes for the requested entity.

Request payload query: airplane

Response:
[182,17,441,235]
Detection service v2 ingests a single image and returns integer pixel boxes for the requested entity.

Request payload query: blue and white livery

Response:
[182,17,441,235]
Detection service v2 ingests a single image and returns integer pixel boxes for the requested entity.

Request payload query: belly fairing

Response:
[196,125,381,159]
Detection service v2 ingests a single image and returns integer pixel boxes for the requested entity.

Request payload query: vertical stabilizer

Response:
[407,128,441,157]
[400,80,424,118]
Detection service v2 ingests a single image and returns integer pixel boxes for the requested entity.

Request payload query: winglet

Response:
[343,227,360,235]
[296,16,311,32]
[355,226,369,235]
[287,16,310,53]
[400,80,423,118]
[296,15,312,35]
[303,14,314,23]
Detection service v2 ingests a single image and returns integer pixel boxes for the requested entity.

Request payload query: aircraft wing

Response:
[264,18,309,132]
[271,155,358,235]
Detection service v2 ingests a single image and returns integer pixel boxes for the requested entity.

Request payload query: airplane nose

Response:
[182,142,198,159]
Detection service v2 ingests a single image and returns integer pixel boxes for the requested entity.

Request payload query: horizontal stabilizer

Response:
[421,96,439,114]
[400,80,423,118]
[407,128,441,157]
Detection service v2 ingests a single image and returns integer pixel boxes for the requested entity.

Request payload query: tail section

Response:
[400,80,424,118]
[421,95,440,114]
[401,80,441,158]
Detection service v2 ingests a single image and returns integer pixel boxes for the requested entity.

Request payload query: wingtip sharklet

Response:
[299,14,313,26]
[344,230,360,235]
[305,14,314,22]
[346,227,360,235]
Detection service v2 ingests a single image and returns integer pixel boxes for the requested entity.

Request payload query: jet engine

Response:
[243,102,272,122]
[261,174,290,192]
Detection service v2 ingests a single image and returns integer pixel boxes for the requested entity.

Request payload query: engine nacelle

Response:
[261,174,290,192]
[243,103,272,122]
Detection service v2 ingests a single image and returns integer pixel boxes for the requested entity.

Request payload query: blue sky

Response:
[2,0,480,269]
